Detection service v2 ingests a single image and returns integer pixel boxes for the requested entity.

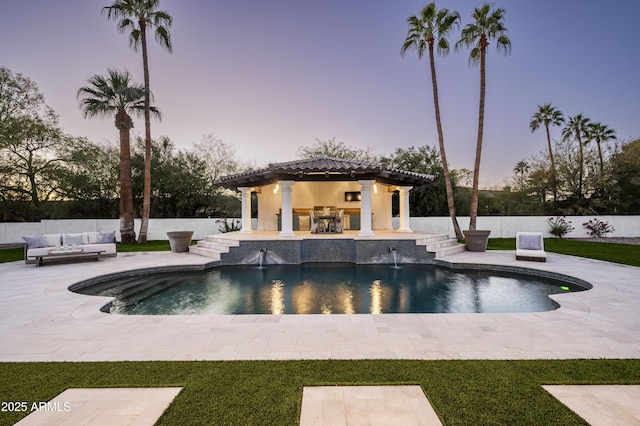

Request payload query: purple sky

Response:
[2,0,638,186]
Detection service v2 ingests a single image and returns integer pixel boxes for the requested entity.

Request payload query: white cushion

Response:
[518,234,542,250]
[43,233,61,247]
[87,232,100,244]
[63,232,89,246]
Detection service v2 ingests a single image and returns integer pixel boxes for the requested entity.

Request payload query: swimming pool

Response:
[71,263,588,315]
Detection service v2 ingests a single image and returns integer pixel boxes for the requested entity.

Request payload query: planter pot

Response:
[463,230,491,252]
[167,231,194,253]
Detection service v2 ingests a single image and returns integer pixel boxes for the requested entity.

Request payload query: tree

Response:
[296,137,378,162]
[381,145,454,216]
[77,68,159,243]
[529,103,564,202]
[0,67,55,150]
[610,138,640,213]
[401,2,463,240]
[513,160,530,190]
[456,4,511,230]
[103,0,173,243]
[561,114,591,198]
[586,122,616,173]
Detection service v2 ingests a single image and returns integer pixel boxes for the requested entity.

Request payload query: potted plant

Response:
[456,4,511,252]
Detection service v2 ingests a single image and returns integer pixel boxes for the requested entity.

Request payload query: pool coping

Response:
[0,250,638,361]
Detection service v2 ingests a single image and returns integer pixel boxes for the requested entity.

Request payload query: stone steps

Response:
[189,235,240,259]
[415,234,467,259]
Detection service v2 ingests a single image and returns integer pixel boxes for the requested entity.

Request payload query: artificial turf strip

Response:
[1,360,639,425]
[487,238,640,267]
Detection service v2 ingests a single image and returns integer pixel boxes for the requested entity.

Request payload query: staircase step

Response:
[205,236,241,246]
[188,246,222,260]
[430,244,467,258]
[194,241,231,252]
[415,234,450,245]
[425,238,459,251]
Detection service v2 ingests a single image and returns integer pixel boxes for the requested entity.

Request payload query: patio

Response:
[1,249,638,362]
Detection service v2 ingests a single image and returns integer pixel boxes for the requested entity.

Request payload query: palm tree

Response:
[529,103,564,202]
[103,0,173,243]
[401,2,463,241]
[77,69,160,243]
[587,122,616,173]
[561,114,591,198]
[456,3,511,230]
[513,160,530,191]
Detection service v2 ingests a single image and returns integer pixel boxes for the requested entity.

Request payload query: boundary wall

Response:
[1,216,638,244]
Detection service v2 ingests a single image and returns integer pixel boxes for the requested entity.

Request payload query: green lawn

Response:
[1,359,639,425]
[487,238,640,267]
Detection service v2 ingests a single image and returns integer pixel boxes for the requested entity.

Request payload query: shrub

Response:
[546,216,574,238]
[583,218,615,237]
[216,218,242,233]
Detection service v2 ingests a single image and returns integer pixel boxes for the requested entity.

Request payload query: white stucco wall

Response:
[406,216,640,239]
[3,216,638,244]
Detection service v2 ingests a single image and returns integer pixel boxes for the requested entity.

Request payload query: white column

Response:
[279,180,295,237]
[397,186,413,233]
[358,180,375,236]
[238,187,253,233]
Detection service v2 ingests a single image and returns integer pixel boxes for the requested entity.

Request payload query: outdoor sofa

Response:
[23,231,117,264]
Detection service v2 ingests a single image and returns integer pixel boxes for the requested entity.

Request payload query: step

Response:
[430,244,467,258]
[204,235,241,246]
[188,246,222,260]
[425,238,459,251]
[194,240,231,253]
[415,234,450,245]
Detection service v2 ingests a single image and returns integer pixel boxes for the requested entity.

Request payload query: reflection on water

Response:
[77,263,587,315]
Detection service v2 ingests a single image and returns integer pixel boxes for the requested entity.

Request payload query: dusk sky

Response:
[2,0,638,185]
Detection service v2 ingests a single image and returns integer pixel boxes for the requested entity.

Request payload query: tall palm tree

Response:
[456,3,511,230]
[401,2,463,241]
[561,114,591,198]
[529,103,564,202]
[103,0,172,243]
[77,69,160,243]
[513,160,530,190]
[587,122,616,173]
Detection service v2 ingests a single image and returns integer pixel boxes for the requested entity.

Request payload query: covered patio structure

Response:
[219,156,436,237]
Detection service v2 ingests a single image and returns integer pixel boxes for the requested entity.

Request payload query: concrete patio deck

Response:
[1,249,638,361]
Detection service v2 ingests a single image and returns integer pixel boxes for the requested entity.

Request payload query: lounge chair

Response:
[515,232,546,262]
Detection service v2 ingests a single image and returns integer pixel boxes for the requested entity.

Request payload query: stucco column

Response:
[358,180,375,236]
[397,186,413,233]
[279,180,295,237]
[238,187,253,233]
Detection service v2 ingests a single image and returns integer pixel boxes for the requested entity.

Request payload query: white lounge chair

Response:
[515,232,547,262]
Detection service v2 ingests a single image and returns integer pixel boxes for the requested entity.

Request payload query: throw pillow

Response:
[22,235,48,249]
[98,231,116,244]
[519,234,542,250]
[43,233,61,247]
[87,232,100,244]
[63,233,88,246]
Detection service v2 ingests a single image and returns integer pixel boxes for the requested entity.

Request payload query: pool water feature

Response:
[72,263,588,315]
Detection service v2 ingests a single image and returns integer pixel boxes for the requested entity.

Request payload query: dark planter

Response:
[167,231,194,253]
[463,230,491,252]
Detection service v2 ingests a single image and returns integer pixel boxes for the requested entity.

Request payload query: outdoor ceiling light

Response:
[298,171,304,178]
[325,171,330,178]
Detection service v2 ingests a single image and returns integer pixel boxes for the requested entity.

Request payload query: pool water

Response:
[73,263,587,315]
